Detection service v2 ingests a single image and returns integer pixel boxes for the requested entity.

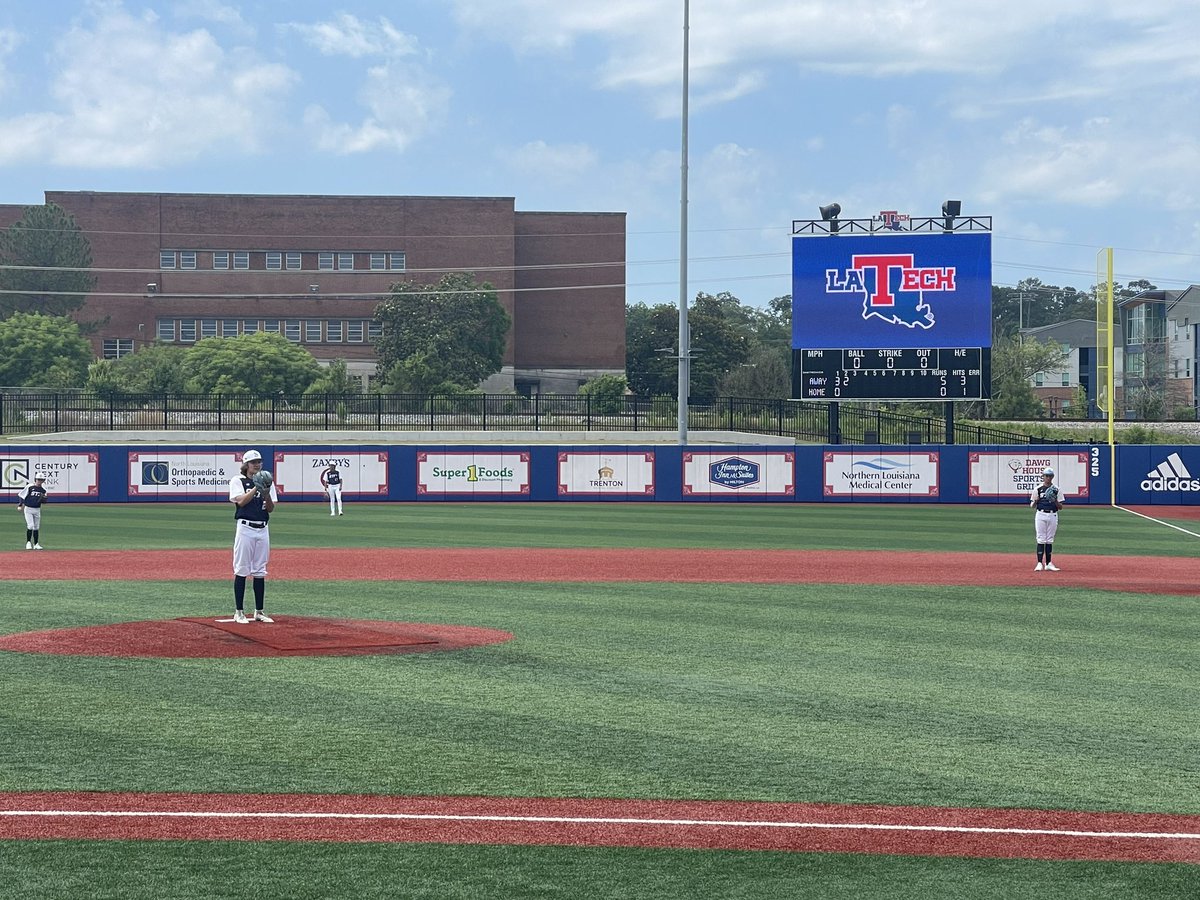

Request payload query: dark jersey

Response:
[325,470,342,487]
[1035,484,1061,512]
[233,476,271,523]
[18,484,47,508]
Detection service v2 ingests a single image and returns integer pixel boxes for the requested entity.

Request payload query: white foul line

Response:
[1115,504,1200,539]
[1,809,1198,841]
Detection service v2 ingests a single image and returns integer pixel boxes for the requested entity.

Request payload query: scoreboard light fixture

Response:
[942,199,961,232]
[819,202,841,235]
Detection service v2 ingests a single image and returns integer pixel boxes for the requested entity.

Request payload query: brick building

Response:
[0,191,627,393]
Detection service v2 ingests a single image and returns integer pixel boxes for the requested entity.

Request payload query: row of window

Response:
[155,318,381,344]
[159,250,406,273]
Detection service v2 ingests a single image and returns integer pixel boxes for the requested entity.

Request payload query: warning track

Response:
[0,792,1197,862]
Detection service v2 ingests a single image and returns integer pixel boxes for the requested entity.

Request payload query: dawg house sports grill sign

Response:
[791,228,992,401]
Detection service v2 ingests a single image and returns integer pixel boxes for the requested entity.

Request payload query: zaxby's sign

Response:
[792,232,992,349]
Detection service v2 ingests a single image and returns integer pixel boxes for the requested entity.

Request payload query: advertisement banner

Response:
[792,232,992,349]
[968,451,1090,498]
[682,452,795,496]
[557,452,655,496]
[128,451,244,496]
[417,451,530,495]
[274,451,389,495]
[0,453,99,496]
[824,451,940,497]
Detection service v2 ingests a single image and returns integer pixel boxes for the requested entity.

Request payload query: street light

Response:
[941,199,961,232]
[819,202,841,235]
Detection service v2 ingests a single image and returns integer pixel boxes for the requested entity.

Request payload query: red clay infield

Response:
[1,546,1196,863]
[0,547,1194,595]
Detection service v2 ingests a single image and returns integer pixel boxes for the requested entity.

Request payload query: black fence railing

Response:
[0,392,1058,444]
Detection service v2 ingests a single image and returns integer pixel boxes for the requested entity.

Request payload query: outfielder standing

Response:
[1030,466,1064,571]
[17,474,47,550]
[228,450,277,623]
[321,463,344,516]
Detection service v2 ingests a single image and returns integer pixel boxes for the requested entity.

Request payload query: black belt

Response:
[239,520,267,529]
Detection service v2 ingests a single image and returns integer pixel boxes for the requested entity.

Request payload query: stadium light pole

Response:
[677,0,690,445]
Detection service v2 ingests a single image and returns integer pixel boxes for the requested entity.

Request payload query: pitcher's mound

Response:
[0,616,513,658]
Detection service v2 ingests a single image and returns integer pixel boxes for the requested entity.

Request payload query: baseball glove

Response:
[252,469,274,492]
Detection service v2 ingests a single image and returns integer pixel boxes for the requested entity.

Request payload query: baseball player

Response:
[228,450,278,623]
[321,464,344,516]
[16,474,48,550]
[1030,466,1064,571]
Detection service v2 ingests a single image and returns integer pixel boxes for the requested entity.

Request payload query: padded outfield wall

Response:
[5,442,1195,506]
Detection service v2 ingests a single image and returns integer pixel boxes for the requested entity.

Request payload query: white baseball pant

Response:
[1034,510,1058,544]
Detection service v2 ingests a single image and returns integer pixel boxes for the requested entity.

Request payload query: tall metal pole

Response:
[677,0,690,444]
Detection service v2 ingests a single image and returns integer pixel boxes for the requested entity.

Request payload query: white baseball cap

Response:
[1042,467,1055,476]
[243,450,262,463]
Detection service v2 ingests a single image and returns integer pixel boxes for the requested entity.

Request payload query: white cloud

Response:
[303,62,451,155]
[497,140,599,181]
[172,0,253,36]
[282,13,418,59]
[0,28,21,99]
[0,5,296,167]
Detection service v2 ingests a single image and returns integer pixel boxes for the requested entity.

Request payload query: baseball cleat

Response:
[1044,563,1059,571]
[233,610,249,624]
[253,611,274,623]
[33,544,43,550]
[1034,562,1044,571]
[25,541,32,550]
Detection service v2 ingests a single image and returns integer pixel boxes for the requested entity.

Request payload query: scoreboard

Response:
[793,347,990,401]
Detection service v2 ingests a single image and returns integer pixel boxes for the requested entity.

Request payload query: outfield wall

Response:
[8,442,1196,505]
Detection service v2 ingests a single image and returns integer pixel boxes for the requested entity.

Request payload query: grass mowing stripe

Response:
[38,502,1200,555]
[0,841,1196,900]
[0,580,1194,813]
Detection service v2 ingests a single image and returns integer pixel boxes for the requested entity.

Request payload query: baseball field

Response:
[0,501,1197,898]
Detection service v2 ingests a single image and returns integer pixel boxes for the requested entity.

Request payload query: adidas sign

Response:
[1141,452,1200,491]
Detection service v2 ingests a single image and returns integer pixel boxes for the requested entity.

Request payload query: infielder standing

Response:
[228,450,277,623]
[1030,466,1064,571]
[321,463,344,516]
[16,474,47,550]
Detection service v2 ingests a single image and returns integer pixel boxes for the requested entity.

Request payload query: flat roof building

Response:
[0,191,627,393]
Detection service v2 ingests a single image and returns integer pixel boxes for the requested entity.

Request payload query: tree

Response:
[0,203,96,318]
[84,342,192,396]
[988,335,1067,419]
[304,359,362,395]
[716,344,791,398]
[0,312,93,387]
[374,272,510,393]
[578,373,628,414]
[184,332,322,394]
[625,302,679,397]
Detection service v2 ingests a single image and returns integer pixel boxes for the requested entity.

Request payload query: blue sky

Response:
[0,0,1197,309]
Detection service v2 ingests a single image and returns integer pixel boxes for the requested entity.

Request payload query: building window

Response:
[389,252,406,271]
[1035,372,1044,386]
[1128,306,1146,343]
[368,320,382,342]
[370,252,386,271]
[338,252,355,271]
[200,319,218,339]
[327,320,343,342]
[102,338,135,359]
[347,320,365,343]
[305,319,322,342]
[1061,373,1069,386]
[157,320,176,342]
[284,320,301,342]
[213,251,229,270]
[263,319,280,334]
[286,251,302,270]
[222,319,239,338]
[266,251,282,270]
[233,251,250,270]
[179,320,197,342]
[179,250,197,270]
[319,252,334,271]
[243,320,258,335]
[160,250,176,269]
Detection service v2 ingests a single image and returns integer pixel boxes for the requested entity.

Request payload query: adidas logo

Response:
[1141,452,1200,491]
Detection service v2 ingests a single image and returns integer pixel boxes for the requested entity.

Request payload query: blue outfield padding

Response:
[3,442,1194,506]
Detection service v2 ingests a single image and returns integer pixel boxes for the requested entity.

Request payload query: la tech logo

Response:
[1141,453,1200,491]
[825,253,957,331]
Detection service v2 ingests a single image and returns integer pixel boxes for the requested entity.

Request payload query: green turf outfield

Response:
[28,500,1200,556]
[1,503,1197,897]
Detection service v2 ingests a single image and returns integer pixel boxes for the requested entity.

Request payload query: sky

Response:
[0,0,1198,310]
